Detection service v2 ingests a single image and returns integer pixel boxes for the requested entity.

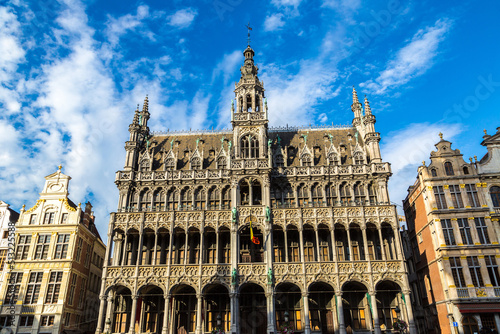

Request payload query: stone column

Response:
[105,292,115,332]
[196,294,203,334]
[314,227,321,261]
[361,227,370,261]
[336,292,345,334]
[299,226,305,263]
[370,292,381,334]
[153,231,159,265]
[113,235,123,266]
[129,295,139,334]
[215,228,220,264]
[284,228,289,262]
[303,292,311,334]
[122,233,129,265]
[199,228,204,265]
[377,228,386,261]
[230,291,239,333]
[162,294,171,334]
[393,226,404,261]
[184,231,189,265]
[403,290,417,334]
[330,227,337,262]
[347,227,353,261]
[96,294,107,334]
[137,232,144,265]
[266,291,275,334]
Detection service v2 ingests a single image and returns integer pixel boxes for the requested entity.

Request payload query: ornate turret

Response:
[351,86,363,119]
[124,97,151,170]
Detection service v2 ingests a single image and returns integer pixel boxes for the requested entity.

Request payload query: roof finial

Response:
[439,132,443,140]
[246,22,252,46]
[58,164,62,171]
[142,95,149,113]
[422,160,426,166]
[352,86,359,104]
[364,95,372,114]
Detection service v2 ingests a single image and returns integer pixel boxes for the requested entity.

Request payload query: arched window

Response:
[246,95,252,112]
[326,183,337,206]
[217,156,227,169]
[367,183,377,205]
[255,95,260,112]
[462,316,478,334]
[297,183,309,206]
[353,182,365,205]
[180,188,192,209]
[191,157,201,170]
[444,162,454,176]
[166,188,178,210]
[339,182,351,205]
[208,186,219,209]
[463,166,469,175]
[130,191,138,210]
[271,186,283,208]
[221,186,231,209]
[240,134,259,158]
[311,183,323,206]
[239,97,244,112]
[194,187,205,210]
[491,186,500,207]
[140,190,151,211]
[431,169,437,177]
[153,189,164,211]
[165,158,175,170]
[302,154,312,167]
[283,187,294,207]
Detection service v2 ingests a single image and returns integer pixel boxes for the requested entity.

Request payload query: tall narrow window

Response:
[467,256,484,287]
[45,272,63,304]
[15,235,31,260]
[297,184,308,206]
[431,169,437,177]
[4,272,23,304]
[250,136,259,158]
[25,272,43,304]
[354,153,364,165]
[0,250,5,271]
[167,188,178,210]
[54,234,70,259]
[326,183,337,206]
[153,189,164,211]
[475,218,490,244]
[191,157,201,170]
[221,186,230,209]
[457,218,473,245]
[208,187,219,209]
[43,212,55,224]
[353,182,365,205]
[449,257,466,287]
[34,235,51,260]
[433,186,447,209]
[311,183,322,206]
[485,256,500,287]
[465,184,480,207]
[194,187,205,210]
[75,237,83,262]
[367,183,377,205]
[29,214,37,224]
[444,162,454,176]
[275,154,284,167]
[217,156,227,169]
[490,186,500,207]
[78,278,86,308]
[449,185,464,208]
[441,219,456,245]
[165,158,175,170]
[339,183,351,205]
[68,273,77,305]
[61,213,68,223]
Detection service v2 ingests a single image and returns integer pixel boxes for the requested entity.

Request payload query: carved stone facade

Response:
[97,45,415,334]
[0,169,106,334]
[403,128,500,334]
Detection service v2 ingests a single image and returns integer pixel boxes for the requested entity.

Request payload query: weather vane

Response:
[246,22,252,46]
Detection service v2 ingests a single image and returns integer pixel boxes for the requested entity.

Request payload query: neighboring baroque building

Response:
[0,168,106,334]
[0,201,19,298]
[403,128,500,334]
[96,44,415,334]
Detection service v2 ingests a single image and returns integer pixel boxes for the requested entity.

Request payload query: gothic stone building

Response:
[403,128,500,334]
[96,45,415,334]
[0,169,106,334]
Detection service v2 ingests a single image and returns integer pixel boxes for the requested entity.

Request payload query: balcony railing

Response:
[448,286,500,299]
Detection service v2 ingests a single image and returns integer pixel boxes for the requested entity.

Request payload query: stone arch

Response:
[308,282,336,333]
[341,281,370,332]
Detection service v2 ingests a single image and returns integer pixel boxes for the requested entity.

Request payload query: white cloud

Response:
[264,13,286,31]
[272,0,303,9]
[381,122,462,211]
[361,19,452,95]
[212,50,243,85]
[167,8,197,29]
[106,5,150,46]
[0,6,25,113]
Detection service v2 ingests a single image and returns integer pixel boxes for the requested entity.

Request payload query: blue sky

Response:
[1,0,499,239]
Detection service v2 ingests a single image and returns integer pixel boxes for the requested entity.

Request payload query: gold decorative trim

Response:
[59,198,77,212]
[460,184,465,188]
[444,185,449,189]
[451,218,457,220]
[448,207,455,209]
[25,199,45,213]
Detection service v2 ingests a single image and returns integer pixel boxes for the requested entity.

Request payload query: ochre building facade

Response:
[0,169,106,334]
[96,45,415,334]
[403,129,500,334]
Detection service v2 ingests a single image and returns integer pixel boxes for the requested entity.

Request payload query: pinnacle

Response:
[364,95,372,114]
[352,86,360,104]
[142,95,149,113]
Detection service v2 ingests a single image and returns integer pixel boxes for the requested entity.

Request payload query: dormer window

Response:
[165,158,175,170]
[444,162,454,176]
[191,157,201,170]
[431,169,437,177]
[463,166,469,175]
[301,154,312,167]
[43,212,55,224]
[246,95,252,112]
[255,95,260,112]
[275,155,284,167]
[328,153,339,165]
[354,153,364,165]
[217,157,227,169]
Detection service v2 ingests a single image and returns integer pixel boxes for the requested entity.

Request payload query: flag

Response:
[250,220,260,244]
